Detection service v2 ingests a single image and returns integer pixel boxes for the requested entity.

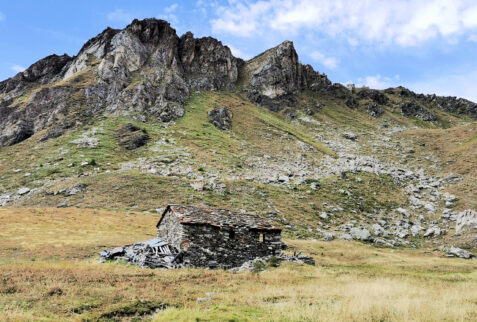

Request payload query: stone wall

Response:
[156,210,183,252]
[179,223,283,268]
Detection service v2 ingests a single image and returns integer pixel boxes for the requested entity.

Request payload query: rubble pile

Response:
[100,238,181,269]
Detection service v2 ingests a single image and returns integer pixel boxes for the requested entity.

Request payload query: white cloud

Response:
[211,1,273,37]
[11,65,25,73]
[164,4,178,13]
[356,75,395,89]
[309,50,338,69]
[227,45,251,60]
[0,11,5,21]
[107,9,133,24]
[211,0,477,47]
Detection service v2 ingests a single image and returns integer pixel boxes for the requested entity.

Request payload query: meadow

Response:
[1,207,476,321]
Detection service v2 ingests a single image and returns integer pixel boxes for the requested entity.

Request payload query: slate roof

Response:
[157,204,282,231]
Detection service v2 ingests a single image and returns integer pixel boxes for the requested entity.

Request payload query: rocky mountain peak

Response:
[0,18,476,148]
[126,18,178,47]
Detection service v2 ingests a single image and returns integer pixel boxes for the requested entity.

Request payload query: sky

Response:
[1,0,477,102]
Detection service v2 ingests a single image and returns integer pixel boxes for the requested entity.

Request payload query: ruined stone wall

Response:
[156,210,183,252]
[180,224,282,268]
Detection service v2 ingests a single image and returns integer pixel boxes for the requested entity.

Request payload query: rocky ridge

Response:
[1,18,476,148]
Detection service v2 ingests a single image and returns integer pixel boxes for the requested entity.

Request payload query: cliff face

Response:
[0,18,476,147]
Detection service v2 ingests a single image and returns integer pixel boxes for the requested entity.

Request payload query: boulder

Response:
[447,247,474,259]
[350,227,372,241]
[423,226,446,238]
[455,209,477,234]
[117,123,150,150]
[342,133,358,141]
[17,187,30,195]
[208,106,232,130]
[322,232,335,241]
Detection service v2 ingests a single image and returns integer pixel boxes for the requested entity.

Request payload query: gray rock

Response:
[208,106,232,130]
[0,194,11,206]
[372,223,385,236]
[455,209,477,234]
[396,229,410,239]
[423,226,446,238]
[322,232,335,241]
[400,101,437,121]
[342,133,358,141]
[445,201,454,208]
[117,123,150,150]
[366,103,384,118]
[447,247,474,259]
[56,202,68,208]
[17,187,30,195]
[350,227,372,241]
[410,225,424,237]
[396,207,410,217]
[424,203,436,213]
[339,233,353,241]
[65,184,87,196]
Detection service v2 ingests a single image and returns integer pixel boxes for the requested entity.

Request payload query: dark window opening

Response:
[259,233,264,242]
[229,230,235,239]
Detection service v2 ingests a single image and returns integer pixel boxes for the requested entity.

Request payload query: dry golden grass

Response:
[0,208,476,321]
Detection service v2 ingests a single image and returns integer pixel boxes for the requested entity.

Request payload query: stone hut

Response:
[156,204,285,268]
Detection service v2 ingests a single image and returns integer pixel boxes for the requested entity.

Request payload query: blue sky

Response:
[1,0,477,101]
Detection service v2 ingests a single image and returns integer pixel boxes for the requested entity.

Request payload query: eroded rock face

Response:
[179,32,240,91]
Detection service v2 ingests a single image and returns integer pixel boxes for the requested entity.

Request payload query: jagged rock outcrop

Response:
[179,32,241,91]
[0,54,72,98]
[400,101,437,121]
[0,19,242,146]
[357,88,389,105]
[243,41,334,111]
[366,103,384,117]
[0,18,475,147]
[386,86,477,118]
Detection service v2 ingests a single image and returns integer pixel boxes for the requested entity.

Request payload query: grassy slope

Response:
[401,122,477,210]
[0,92,411,239]
[0,208,476,321]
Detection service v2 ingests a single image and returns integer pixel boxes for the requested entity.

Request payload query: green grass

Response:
[254,106,337,157]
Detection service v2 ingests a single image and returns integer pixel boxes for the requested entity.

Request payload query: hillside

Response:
[0,18,476,320]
